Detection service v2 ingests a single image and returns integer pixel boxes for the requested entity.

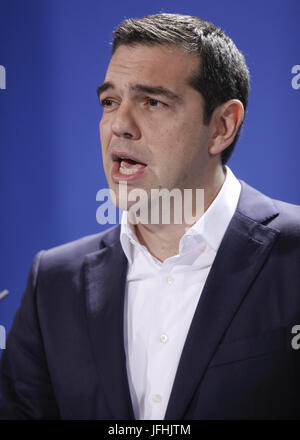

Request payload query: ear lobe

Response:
[208,99,244,156]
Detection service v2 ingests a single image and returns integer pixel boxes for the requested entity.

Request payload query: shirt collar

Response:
[182,165,241,252]
[120,210,141,265]
[120,165,241,263]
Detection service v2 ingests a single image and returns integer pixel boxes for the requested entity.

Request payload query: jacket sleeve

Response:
[0,251,60,419]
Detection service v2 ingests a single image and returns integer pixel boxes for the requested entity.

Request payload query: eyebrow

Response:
[97,81,182,103]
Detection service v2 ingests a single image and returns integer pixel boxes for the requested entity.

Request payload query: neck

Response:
[133,165,226,262]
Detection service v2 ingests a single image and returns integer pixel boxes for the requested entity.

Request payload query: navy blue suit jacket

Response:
[1,181,300,419]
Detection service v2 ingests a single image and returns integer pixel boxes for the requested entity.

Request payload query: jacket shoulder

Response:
[273,197,300,217]
[239,180,300,235]
[38,225,121,274]
[271,198,300,238]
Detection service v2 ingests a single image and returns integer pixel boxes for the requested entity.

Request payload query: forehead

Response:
[104,44,199,88]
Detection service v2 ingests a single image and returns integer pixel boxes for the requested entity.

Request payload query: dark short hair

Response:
[112,13,250,164]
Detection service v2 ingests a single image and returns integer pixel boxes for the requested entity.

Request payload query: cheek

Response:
[99,118,111,150]
[157,121,199,159]
[154,125,207,181]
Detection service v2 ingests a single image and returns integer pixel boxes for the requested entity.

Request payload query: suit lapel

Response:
[165,181,280,419]
[83,226,134,420]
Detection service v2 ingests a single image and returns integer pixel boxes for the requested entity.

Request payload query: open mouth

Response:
[111,152,147,180]
[119,157,146,175]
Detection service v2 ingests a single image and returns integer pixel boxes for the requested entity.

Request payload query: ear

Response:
[208,100,245,156]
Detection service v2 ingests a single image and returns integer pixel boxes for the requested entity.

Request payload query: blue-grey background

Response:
[0,0,299,338]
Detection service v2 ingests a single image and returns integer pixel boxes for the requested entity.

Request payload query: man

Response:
[1,13,300,420]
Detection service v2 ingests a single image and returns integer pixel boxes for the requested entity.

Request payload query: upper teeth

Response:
[119,166,139,175]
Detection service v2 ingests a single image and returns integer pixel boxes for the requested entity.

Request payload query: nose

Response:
[111,102,141,140]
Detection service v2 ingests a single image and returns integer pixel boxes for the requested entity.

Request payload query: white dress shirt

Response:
[120,166,241,420]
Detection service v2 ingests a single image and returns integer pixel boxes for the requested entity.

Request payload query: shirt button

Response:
[152,394,162,403]
[160,334,169,343]
[165,275,174,285]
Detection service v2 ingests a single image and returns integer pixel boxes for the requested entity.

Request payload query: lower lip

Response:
[111,161,147,183]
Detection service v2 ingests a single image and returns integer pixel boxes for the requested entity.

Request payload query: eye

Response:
[100,98,115,108]
[147,98,167,108]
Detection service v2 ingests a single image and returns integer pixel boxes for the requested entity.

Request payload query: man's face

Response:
[99,44,212,208]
